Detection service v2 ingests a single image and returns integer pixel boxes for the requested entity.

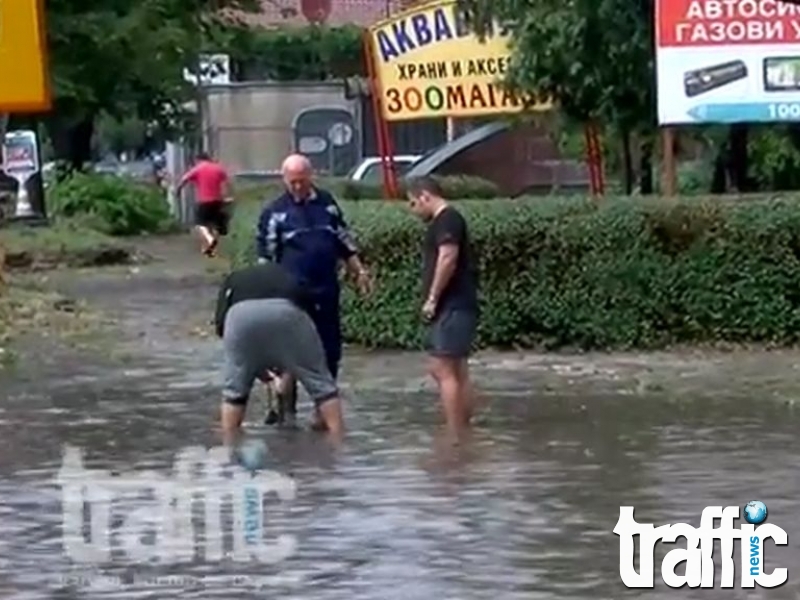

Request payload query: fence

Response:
[165,141,197,227]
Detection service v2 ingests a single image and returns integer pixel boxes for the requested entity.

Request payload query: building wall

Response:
[203,82,358,174]
[202,81,452,174]
[240,0,406,27]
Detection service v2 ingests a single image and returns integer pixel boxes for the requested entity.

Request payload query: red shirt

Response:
[181,160,228,203]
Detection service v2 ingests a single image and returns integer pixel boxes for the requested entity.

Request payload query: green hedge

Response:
[229,194,800,350]
[235,175,500,203]
[337,175,500,200]
[48,172,176,236]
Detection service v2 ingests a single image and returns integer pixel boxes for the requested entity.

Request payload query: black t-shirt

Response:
[421,206,478,312]
[214,262,314,337]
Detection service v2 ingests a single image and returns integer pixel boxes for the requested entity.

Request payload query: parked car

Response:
[348,155,421,182]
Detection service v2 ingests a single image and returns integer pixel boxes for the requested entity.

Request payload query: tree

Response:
[38,0,259,169]
[459,0,656,194]
[219,24,365,81]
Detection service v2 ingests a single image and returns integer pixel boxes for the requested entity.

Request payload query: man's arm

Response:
[214,275,233,338]
[175,166,197,195]
[221,169,233,202]
[427,244,459,304]
[425,212,464,304]
[256,202,280,264]
[328,197,368,277]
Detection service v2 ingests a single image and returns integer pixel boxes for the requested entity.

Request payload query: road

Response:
[1,235,798,599]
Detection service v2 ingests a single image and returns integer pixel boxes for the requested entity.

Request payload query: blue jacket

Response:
[256,188,358,297]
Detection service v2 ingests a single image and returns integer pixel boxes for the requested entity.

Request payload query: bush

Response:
[337,175,500,201]
[48,172,175,236]
[234,175,500,204]
[229,194,800,351]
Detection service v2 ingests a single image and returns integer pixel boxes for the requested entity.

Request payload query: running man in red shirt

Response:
[176,152,232,256]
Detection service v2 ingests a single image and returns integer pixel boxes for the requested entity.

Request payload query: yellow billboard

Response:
[367,0,550,121]
[0,0,51,112]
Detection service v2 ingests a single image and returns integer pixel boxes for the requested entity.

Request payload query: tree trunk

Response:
[787,124,800,152]
[639,139,653,195]
[710,149,727,194]
[727,124,751,192]
[621,128,634,195]
[45,113,96,172]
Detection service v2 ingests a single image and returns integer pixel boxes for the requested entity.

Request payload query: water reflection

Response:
[0,382,798,599]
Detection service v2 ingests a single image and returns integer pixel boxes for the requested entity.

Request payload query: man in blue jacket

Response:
[256,154,372,424]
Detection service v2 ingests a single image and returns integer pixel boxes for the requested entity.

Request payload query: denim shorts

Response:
[425,308,478,358]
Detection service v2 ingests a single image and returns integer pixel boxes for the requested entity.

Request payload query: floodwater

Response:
[1,245,799,599]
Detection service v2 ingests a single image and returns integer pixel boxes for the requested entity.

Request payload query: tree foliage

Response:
[460,0,653,125]
[41,0,260,167]
[221,24,365,81]
[459,0,656,192]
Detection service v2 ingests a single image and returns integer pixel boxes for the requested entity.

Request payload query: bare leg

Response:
[316,397,344,441]
[456,359,477,425]
[220,401,246,446]
[428,356,469,436]
[196,225,217,255]
[259,371,280,425]
[273,372,297,426]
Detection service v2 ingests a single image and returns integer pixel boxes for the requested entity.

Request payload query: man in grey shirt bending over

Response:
[214,262,345,440]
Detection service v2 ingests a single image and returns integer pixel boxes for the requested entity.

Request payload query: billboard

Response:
[0,0,51,112]
[367,0,551,121]
[657,0,800,124]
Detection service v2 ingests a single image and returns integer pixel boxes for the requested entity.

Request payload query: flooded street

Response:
[1,237,800,599]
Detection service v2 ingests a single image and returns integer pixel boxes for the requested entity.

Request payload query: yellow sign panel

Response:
[368,0,550,121]
[0,0,51,112]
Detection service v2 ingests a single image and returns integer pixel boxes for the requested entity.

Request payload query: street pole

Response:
[0,113,7,290]
[195,51,206,155]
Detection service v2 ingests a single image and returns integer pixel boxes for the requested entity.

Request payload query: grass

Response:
[0,219,136,370]
[0,279,113,371]
[2,217,134,270]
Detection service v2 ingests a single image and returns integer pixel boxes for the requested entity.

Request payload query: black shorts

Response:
[425,308,478,358]
[195,201,229,235]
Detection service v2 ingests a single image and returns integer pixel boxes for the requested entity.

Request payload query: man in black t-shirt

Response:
[406,176,480,434]
[215,263,344,441]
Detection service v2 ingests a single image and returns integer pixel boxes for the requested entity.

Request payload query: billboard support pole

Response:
[661,127,676,196]
[363,30,398,199]
[382,112,398,197]
[583,125,596,195]
[584,123,605,197]
[590,123,605,195]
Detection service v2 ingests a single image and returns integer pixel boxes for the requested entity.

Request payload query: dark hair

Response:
[196,151,211,161]
[406,175,443,198]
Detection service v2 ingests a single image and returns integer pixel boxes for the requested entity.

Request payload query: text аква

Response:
[372,4,511,64]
